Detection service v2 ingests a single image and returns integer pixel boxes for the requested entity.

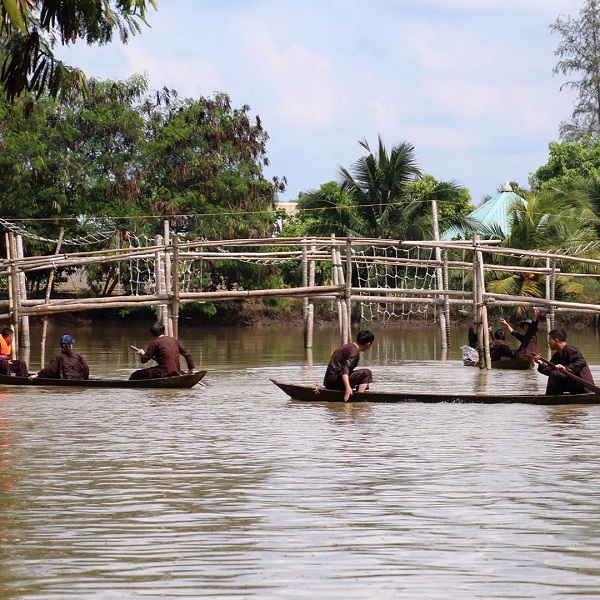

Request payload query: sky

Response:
[56,0,581,206]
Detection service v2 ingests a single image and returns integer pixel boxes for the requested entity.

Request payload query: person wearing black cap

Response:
[499,307,540,356]
[28,334,90,381]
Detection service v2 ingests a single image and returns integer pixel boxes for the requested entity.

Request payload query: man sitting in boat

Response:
[28,335,89,381]
[499,307,540,356]
[489,329,517,362]
[533,329,594,395]
[129,322,195,380]
[323,329,374,401]
[0,327,29,377]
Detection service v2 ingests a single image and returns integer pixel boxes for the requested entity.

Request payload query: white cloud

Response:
[52,0,584,203]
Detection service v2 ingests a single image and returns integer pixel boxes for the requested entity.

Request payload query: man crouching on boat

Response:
[28,335,89,381]
[129,322,195,380]
[324,330,374,401]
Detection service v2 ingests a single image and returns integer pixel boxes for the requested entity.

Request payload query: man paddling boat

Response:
[129,322,195,380]
[533,329,595,395]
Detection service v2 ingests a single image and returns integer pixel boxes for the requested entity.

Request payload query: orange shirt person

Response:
[0,327,28,377]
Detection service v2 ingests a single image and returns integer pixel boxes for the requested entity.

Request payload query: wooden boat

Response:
[0,370,207,389]
[463,355,535,370]
[270,379,600,405]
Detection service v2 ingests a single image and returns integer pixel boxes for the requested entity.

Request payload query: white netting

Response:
[354,245,438,323]
[0,218,115,246]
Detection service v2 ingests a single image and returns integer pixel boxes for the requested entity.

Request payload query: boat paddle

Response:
[531,354,600,395]
[130,344,141,353]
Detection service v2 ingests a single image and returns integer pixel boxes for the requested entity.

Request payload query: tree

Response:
[0,0,156,101]
[483,192,600,316]
[0,77,285,296]
[139,91,283,240]
[294,137,470,240]
[551,0,600,141]
[295,182,366,237]
[338,136,422,238]
[529,138,600,191]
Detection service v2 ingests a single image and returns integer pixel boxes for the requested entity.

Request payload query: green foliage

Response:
[293,136,471,240]
[482,192,600,310]
[0,75,285,296]
[0,0,157,101]
[550,0,600,141]
[529,138,600,191]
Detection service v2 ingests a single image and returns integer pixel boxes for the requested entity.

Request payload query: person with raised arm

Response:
[500,307,540,356]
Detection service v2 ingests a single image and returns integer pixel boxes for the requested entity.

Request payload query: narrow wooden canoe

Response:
[464,355,535,370]
[0,370,207,389]
[270,379,600,405]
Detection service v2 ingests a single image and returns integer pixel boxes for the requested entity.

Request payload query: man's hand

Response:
[344,387,353,402]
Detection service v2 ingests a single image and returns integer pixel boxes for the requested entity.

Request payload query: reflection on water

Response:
[1,324,600,598]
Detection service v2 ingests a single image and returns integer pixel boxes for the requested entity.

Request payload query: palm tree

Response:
[483,193,600,318]
[337,136,421,238]
[295,182,367,237]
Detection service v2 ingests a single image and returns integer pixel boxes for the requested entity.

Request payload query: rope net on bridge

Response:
[354,245,438,324]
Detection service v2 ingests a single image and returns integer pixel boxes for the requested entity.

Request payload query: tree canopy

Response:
[550,0,600,141]
[0,0,156,101]
[295,136,471,240]
[0,75,284,249]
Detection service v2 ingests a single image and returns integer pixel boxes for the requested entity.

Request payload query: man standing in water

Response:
[324,329,374,401]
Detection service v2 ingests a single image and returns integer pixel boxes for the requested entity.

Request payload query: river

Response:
[1,323,600,599]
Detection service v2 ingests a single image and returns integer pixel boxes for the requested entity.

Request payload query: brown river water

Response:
[1,323,600,599]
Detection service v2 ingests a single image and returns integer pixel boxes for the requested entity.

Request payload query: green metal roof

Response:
[442,182,526,240]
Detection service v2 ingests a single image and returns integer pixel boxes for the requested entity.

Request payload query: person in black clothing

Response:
[29,334,89,381]
[533,328,594,395]
[324,330,374,401]
[129,322,195,380]
[499,307,540,355]
[489,329,517,362]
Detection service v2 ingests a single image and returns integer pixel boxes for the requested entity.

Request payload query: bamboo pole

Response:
[172,234,180,339]
[549,258,556,331]
[304,240,315,349]
[15,235,29,349]
[336,246,348,344]
[163,220,174,337]
[431,198,448,349]
[41,228,65,367]
[302,239,308,345]
[475,244,491,370]
[344,238,352,344]
[331,236,344,337]
[8,233,20,351]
